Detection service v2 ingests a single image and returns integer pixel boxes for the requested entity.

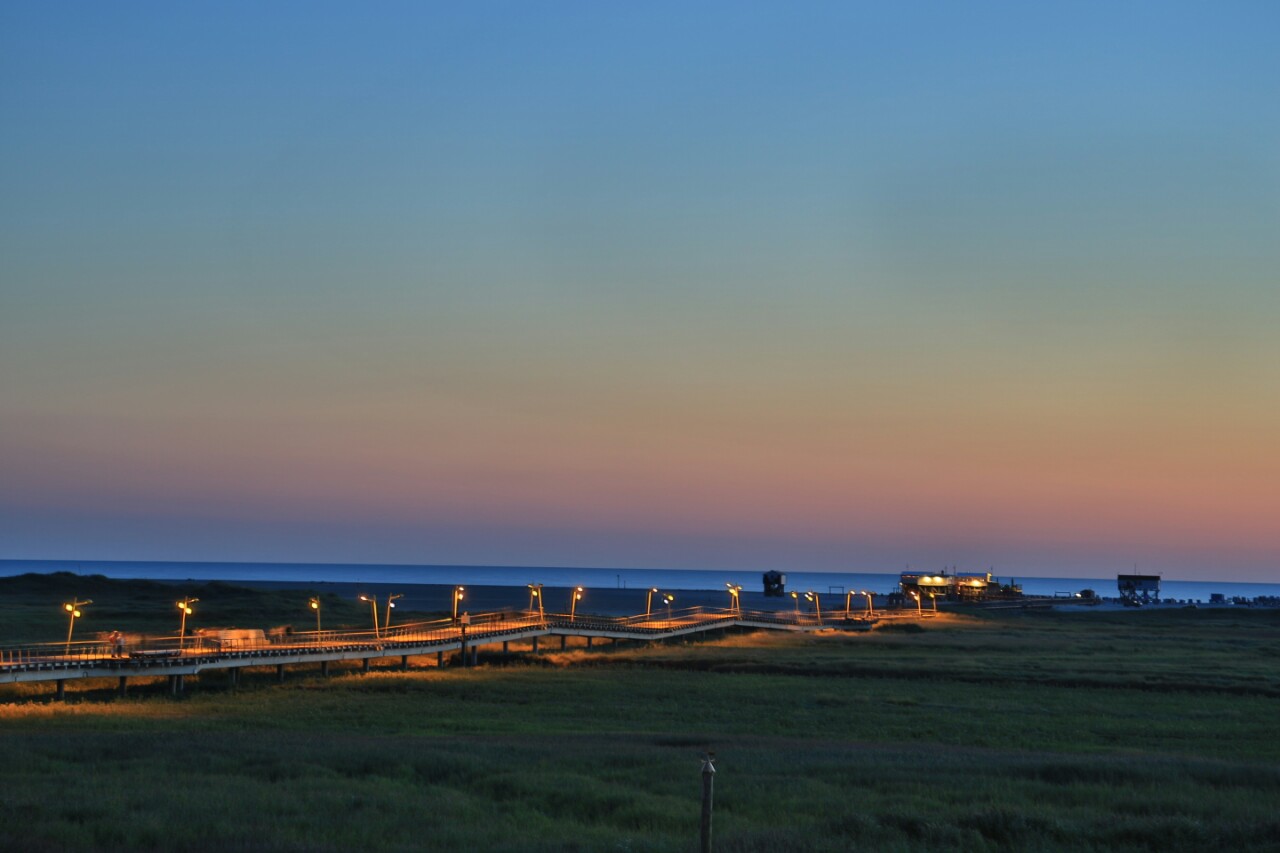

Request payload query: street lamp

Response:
[645,588,659,618]
[909,590,922,616]
[791,591,800,614]
[725,583,742,615]
[862,590,874,618]
[527,584,544,621]
[928,591,938,615]
[309,597,322,634]
[663,593,675,620]
[569,586,584,621]
[359,594,380,637]
[452,586,465,622]
[63,598,91,655]
[804,591,821,621]
[384,593,403,632]
[176,597,198,649]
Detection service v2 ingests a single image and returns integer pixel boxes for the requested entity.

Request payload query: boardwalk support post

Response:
[401,654,409,671]
[701,752,716,853]
[561,635,567,650]
[117,676,128,698]
[56,679,66,701]
[277,664,286,683]
[321,660,330,677]
[361,658,370,674]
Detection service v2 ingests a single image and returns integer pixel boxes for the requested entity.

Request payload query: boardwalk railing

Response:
[1,605,870,681]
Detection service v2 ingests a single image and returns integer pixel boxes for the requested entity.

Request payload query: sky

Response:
[2,2,1278,581]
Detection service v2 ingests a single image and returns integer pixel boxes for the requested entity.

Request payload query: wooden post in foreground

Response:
[701,751,716,853]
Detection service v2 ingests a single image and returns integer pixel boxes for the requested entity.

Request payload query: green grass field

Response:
[2,576,1278,851]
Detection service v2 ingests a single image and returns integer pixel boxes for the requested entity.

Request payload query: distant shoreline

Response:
[3,559,1278,603]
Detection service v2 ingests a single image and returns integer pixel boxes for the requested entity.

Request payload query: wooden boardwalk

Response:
[0,606,876,698]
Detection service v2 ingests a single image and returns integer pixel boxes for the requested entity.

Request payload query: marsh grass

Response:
[2,581,1279,851]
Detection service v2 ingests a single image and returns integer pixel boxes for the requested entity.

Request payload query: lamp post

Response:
[176,597,198,649]
[928,591,938,615]
[725,583,742,615]
[663,593,675,621]
[569,586,583,621]
[452,586,465,622]
[63,598,91,655]
[791,591,800,615]
[384,593,402,633]
[309,597,322,635]
[845,590,854,618]
[645,588,659,619]
[909,590,922,616]
[527,584,544,621]
[805,591,821,622]
[862,590,874,617]
[359,594,380,637]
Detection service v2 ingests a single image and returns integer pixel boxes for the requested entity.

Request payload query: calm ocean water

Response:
[2,559,1278,601]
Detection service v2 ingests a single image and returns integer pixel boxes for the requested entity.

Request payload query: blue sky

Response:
[2,2,1278,580]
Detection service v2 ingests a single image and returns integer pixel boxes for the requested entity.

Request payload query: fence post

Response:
[701,752,716,853]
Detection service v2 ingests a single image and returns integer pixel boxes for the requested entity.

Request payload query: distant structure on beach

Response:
[1117,574,1161,606]
[898,569,1022,601]
[762,571,786,597]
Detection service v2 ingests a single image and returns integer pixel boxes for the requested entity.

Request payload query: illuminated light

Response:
[527,584,545,621]
[383,593,403,632]
[452,586,466,622]
[176,598,198,649]
[646,588,660,618]
[359,594,380,637]
[62,598,92,654]
[725,583,742,614]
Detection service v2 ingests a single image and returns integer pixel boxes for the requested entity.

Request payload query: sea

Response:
[2,559,1278,603]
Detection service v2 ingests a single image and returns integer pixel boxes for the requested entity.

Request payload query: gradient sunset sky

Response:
[3,2,1278,581]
